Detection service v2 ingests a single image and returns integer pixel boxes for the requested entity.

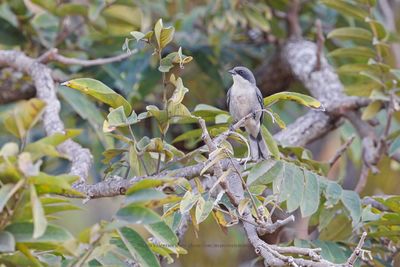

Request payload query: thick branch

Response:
[0,50,92,182]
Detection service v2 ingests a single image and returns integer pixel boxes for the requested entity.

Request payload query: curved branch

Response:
[0,50,92,182]
[38,48,136,67]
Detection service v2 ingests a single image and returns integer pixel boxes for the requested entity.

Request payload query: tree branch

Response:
[38,48,136,67]
[0,50,93,182]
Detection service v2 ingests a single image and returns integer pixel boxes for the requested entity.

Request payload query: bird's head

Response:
[228,66,256,85]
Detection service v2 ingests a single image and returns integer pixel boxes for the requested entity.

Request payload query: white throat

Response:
[232,75,252,92]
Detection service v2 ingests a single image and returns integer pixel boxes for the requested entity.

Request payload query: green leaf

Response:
[344,81,381,97]
[61,78,132,115]
[158,50,193,73]
[130,31,145,41]
[341,190,362,225]
[24,129,81,161]
[324,182,342,207]
[128,142,141,176]
[261,126,280,159]
[320,0,369,20]
[195,197,214,224]
[59,87,112,148]
[118,227,160,267]
[286,165,304,212]
[361,100,382,120]
[29,173,82,196]
[313,240,349,263]
[390,67,400,78]
[172,125,223,143]
[5,222,73,244]
[107,106,138,127]
[0,17,25,46]
[355,0,376,6]
[180,191,199,213]
[300,170,320,217]
[361,205,380,222]
[264,92,322,109]
[146,105,169,134]
[31,0,57,12]
[145,221,178,246]
[56,3,87,16]
[126,179,168,195]
[167,77,191,118]
[273,163,304,208]
[366,18,388,41]
[247,160,282,186]
[0,180,24,213]
[0,231,15,252]
[102,148,127,164]
[243,7,270,32]
[116,204,161,224]
[154,19,174,50]
[125,189,166,204]
[0,142,19,157]
[336,64,371,75]
[327,27,372,41]
[30,184,47,239]
[269,110,286,129]
[389,137,400,157]
[319,213,353,242]
[329,47,376,59]
[4,98,46,139]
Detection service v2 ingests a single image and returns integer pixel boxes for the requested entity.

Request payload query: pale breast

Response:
[229,86,259,121]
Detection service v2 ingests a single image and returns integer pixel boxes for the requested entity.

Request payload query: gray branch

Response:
[0,50,92,182]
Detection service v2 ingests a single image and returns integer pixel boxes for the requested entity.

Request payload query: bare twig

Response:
[198,118,239,205]
[287,0,302,39]
[38,48,136,66]
[257,215,295,235]
[315,19,325,71]
[329,135,356,167]
[347,232,368,266]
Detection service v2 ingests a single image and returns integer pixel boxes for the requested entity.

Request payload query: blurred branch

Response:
[38,48,136,66]
[345,112,381,193]
[329,135,356,167]
[347,232,369,266]
[0,84,35,104]
[315,19,325,71]
[287,0,302,39]
[362,196,389,211]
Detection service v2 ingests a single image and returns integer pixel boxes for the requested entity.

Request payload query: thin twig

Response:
[347,232,368,266]
[38,48,136,66]
[286,0,302,39]
[329,134,356,167]
[314,19,325,71]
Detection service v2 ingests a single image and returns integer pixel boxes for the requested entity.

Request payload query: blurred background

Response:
[0,0,400,266]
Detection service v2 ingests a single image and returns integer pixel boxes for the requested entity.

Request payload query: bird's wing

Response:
[226,86,231,111]
[255,86,264,122]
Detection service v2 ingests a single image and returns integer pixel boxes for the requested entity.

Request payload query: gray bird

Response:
[227,66,269,160]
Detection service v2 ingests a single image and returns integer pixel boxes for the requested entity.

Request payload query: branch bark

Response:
[38,48,136,67]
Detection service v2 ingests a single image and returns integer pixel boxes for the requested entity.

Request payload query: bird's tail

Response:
[249,131,269,160]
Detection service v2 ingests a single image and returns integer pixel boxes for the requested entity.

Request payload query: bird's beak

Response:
[228,69,235,75]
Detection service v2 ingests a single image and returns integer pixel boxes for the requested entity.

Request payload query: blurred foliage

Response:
[0,0,399,266]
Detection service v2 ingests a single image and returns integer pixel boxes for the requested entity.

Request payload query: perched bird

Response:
[227,66,269,160]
